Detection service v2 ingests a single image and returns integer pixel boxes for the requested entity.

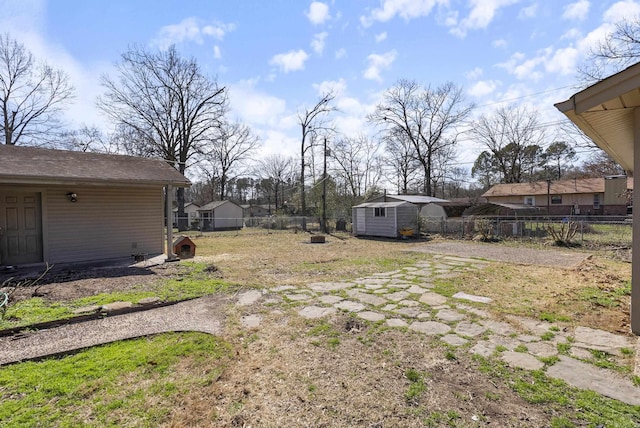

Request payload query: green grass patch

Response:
[0,262,233,330]
[405,368,427,404]
[0,332,232,427]
[474,355,640,426]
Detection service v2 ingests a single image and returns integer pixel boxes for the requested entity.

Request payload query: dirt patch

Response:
[2,263,183,303]
[165,312,555,427]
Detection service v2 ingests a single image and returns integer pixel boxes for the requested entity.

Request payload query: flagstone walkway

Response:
[1,253,639,406]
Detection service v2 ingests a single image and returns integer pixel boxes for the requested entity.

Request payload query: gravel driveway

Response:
[410,241,591,268]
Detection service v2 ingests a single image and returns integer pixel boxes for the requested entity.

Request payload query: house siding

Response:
[45,185,163,263]
[200,201,243,230]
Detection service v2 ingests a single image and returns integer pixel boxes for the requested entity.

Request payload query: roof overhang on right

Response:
[555,61,640,174]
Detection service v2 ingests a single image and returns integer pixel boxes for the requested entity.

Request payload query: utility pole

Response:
[322,137,328,234]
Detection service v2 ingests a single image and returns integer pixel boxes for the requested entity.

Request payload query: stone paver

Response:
[241,314,262,329]
[526,342,557,358]
[470,341,496,357]
[419,292,447,306]
[436,309,466,322]
[573,326,636,356]
[501,351,545,370]
[318,295,344,305]
[358,311,385,322]
[547,356,640,406]
[285,293,313,302]
[298,306,336,319]
[335,300,366,312]
[308,282,353,292]
[346,289,387,306]
[481,320,516,336]
[386,318,408,328]
[455,322,486,337]
[441,334,468,347]
[237,290,263,306]
[409,321,451,335]
[452,292,492,304]
[384,291,410,302]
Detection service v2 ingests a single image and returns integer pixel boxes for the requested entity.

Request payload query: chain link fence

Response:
[421,216,632,246]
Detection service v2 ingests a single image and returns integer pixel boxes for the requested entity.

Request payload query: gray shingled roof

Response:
[0,145,190,186]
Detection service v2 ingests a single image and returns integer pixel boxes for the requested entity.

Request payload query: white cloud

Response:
[306,1,330,25]
[363,50,397,82]
[492,38,508,48]
[335,48,347,59]
[152,17,236,50]
[603,0,640,22]
[544,46,578,75]
[313,78,348,97]
[468,80,500,97]
[270,49,309,73]
[561,28,581,40]
[466,67,483,80]
[375,32,388,42]
[360,0,447,27]
[518,3,537,19]
[562,0,590,21]
[449,0,520,38]
[228,79,287,128]
[213,45,222,59]
[311,32,328,54]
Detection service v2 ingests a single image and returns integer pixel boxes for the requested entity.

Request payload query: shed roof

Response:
[482,178,610,198]
[0,145,190,186]
[198,200,242,211]
[353,201,412,208]
[369,194,448,204]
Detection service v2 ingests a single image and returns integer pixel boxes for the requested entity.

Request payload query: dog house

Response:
[172,236,196,259]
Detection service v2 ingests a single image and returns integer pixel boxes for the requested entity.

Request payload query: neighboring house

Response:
[172,202,200,228]
[241,204,272,217]
[0,145,190,266]
[482,176,631,216]
[352,201,418,238]
[198,200,243,231]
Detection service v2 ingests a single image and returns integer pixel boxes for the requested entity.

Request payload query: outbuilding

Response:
[197,200,243,231]
[352,201,418,238]
[0,145,190,266]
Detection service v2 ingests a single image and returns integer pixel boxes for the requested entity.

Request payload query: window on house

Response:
[594,194,600,209]
[551,195,562,204]
[524,196,535,206]
[374,207,386,217]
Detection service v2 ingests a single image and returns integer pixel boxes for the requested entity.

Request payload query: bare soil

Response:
[2,232,634,426]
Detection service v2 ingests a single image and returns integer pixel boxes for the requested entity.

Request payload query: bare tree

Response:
[98,45,227,229]
[368,79,472,196]
[581,17,640,82]
[56,125,121,153]
[297,92,336,223]
[331,135,383,203]
[383,126,420,194]
[470,105,546,184]
[201,121,260,200]
[0,33,74,146]
[257,154,294,210]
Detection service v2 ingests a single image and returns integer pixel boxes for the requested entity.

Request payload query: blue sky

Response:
[1,0,639,174]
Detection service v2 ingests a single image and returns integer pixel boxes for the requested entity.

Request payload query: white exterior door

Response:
[356,208,366,233]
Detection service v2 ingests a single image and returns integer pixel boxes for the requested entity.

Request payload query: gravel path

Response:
[410,241,591,268]
[0,295,226,364]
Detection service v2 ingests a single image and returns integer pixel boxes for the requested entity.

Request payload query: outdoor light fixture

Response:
[66,192,78,202]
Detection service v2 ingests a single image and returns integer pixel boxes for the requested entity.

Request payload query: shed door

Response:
[0,192,43,265]
[356,208,366,233]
